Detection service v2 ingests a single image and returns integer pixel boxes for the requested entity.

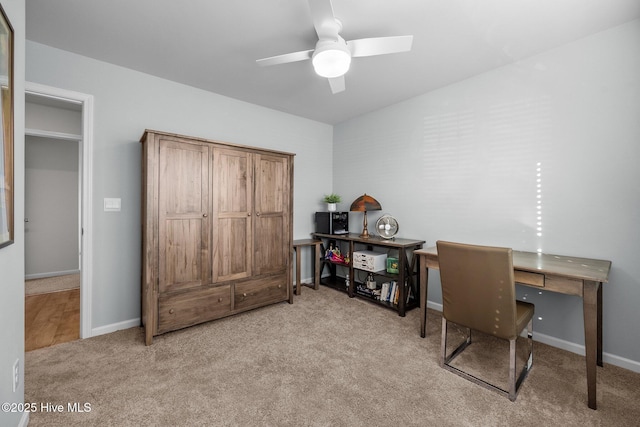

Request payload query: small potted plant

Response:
[323,193,341,212]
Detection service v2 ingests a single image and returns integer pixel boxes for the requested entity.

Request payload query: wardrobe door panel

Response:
[158,139,210,293]
[253,154,290,275]
[212,148,252,282]
[216,217,249,279]
[254,216,285,274]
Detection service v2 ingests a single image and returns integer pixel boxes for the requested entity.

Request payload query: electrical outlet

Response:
[12,359,19,392]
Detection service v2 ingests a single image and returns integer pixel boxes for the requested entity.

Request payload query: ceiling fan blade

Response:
[256,49,314,67]
[347,35,413,58]
[328,76,345,94]
[308,0,339,40]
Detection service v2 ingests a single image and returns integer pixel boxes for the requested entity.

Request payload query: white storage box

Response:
[352,250,387,272]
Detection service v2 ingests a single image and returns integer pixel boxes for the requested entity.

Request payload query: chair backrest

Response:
[436,240,518,340]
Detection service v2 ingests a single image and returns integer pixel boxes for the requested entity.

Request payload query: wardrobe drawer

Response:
[234,274,288,311]
[158,285,231,333]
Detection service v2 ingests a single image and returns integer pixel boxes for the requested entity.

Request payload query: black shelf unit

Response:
[313,232,425,316]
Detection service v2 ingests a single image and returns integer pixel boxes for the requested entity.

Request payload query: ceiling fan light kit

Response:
[312,39,351,78]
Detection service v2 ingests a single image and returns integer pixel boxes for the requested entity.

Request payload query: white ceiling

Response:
[26,0,640,124]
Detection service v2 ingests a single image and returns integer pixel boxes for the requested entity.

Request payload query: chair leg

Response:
[511,317,534,401]
[441,317,472,367]
[526,318,533,370]
[440,317,447,367]
[509,338,517,401]
[442,317,533,402]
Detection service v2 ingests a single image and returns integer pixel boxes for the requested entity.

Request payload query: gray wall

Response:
[26,101,82,135]
[334,20,640,368]
[25,136,79,277]
[0,1,25,426]
[25,40,333,332]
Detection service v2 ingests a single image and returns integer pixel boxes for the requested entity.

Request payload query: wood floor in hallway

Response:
[25,288,80,351]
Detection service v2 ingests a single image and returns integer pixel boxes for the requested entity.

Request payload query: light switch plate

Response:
[104,198,121,212]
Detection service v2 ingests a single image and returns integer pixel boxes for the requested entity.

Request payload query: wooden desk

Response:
[416,246,611,410]
[293,239,322,295]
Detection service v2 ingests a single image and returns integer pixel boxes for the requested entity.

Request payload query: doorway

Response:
[24,132,81,350]
[24,82,94,344]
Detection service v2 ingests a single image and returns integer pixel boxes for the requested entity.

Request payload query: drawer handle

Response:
[243,293,247,297]
[278,284,282,288]
[203,213,208,218]
[169,308,175,314]
[218,297,223,303]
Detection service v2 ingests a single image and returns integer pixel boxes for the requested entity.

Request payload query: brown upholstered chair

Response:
[436,240,534,401]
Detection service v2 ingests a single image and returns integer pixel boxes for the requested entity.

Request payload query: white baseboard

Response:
[425,301,640,374]
[25,269,80,280]
[91,318,140,337]
[425,300,443,312]
[18,411,29,427]
[294,275,315,286]
[533,331,640,373]
[604,353,640,373]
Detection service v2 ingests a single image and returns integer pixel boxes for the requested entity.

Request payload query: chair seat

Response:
[516,301,535,334]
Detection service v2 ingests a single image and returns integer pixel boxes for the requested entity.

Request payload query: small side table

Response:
[293,239,322,295]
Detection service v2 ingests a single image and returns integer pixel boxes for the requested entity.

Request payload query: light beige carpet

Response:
[25,274,80,295]
[25,285,640,426]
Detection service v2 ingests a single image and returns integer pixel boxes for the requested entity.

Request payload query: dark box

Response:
[315,212,349,235]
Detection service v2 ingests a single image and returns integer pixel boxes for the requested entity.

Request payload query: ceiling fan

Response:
[256,0,413,94]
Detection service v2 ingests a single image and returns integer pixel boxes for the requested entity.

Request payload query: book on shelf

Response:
[380,282,390,302]
[379,280,397,303]
[381,280,415,305]
[390,281,397,304]
[355,279,415,306]
[355,284,376,298]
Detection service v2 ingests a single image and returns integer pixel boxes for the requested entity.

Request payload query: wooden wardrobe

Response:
[140,130,294,345]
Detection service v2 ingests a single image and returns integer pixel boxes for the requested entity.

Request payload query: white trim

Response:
[18,412,29,427]
[78,140,82,290]
[25,128,82,141]
[605,353,640,374]
[426,300,443,312]
[25,269,80,280]
[425,300,640,373]
[26,82,94,340]
[25,90,82,106]
[533,331,640,373]
[82,94,94,339]
[91,319,140,337]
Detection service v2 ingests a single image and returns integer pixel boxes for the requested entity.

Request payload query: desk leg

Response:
[420,266,429,338]
[295,247,302,296]
[583,280,600,410]
[597,282,603,367]
[314,242,321,290]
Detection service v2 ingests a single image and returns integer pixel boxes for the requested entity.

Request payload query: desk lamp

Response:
[350,194,382,239]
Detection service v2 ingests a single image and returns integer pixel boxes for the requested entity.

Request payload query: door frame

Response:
[25,82,94,339]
